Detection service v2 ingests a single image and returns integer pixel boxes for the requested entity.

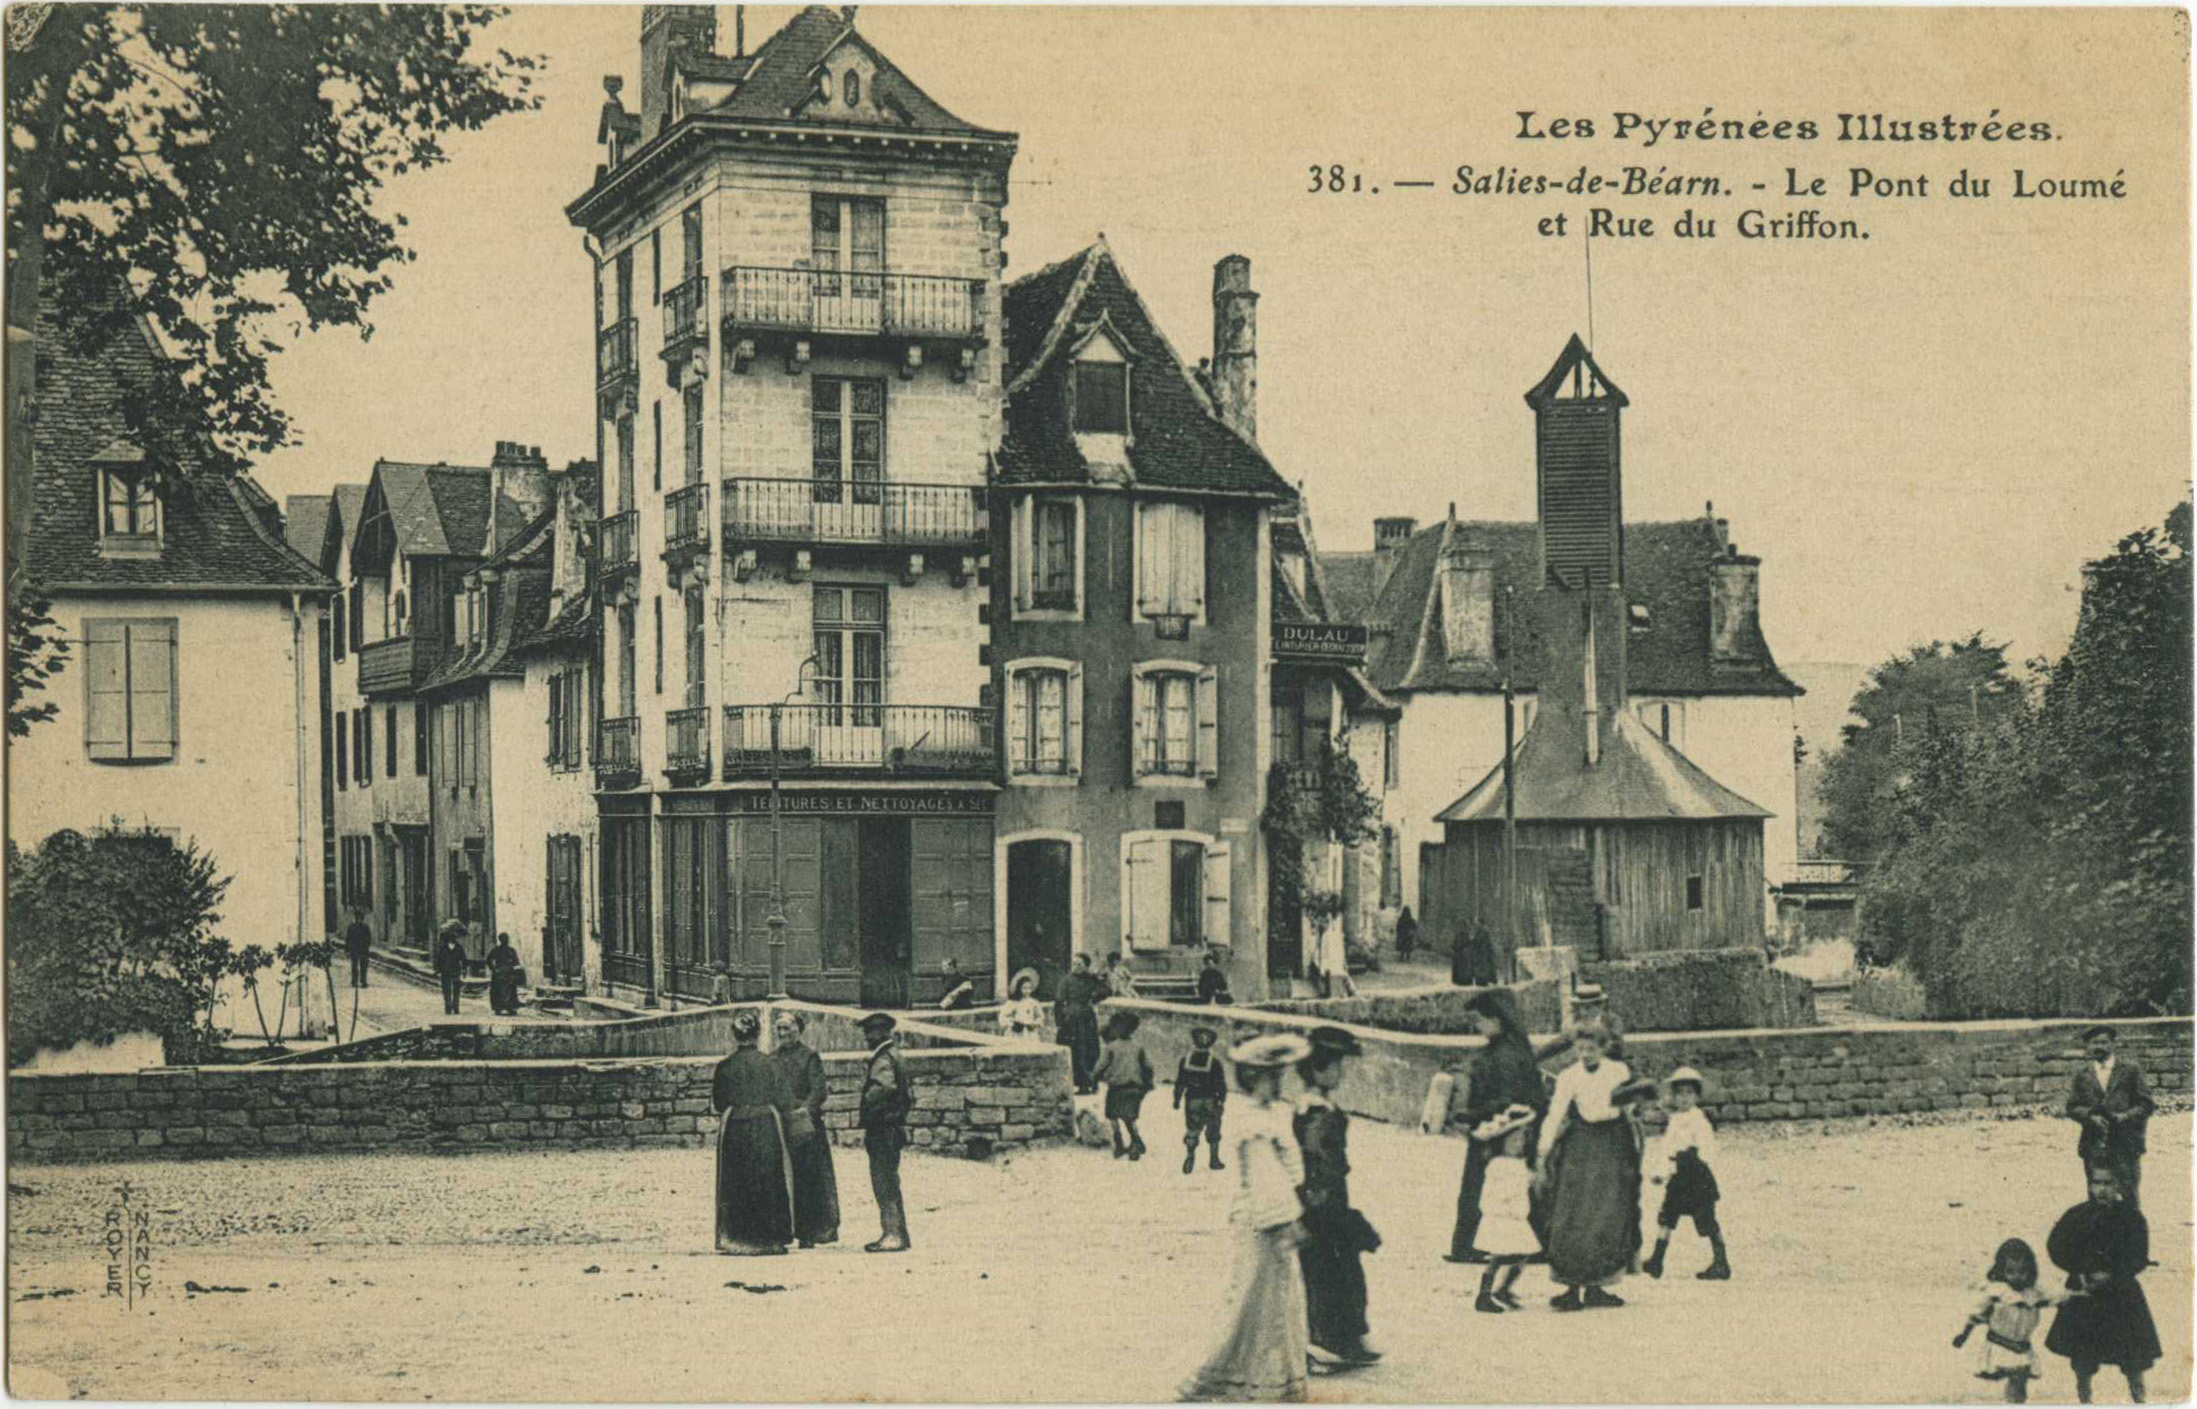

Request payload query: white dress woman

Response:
[998,967,1047,1039]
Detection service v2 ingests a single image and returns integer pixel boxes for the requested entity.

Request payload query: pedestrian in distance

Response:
[857,1011,913,1253]
[1956,1237,2077,1404]
[1197,949,1233,1005]
[1295,1026,1381,1367]
[341,904,373,989]
[1642,1066,1731,1281]
[1394,905,1419,961]
[709,1008,797,1256]
[1054,954,1104,1094]
[1094,1010,1155,1160]
[2044,1163,2159,1405]
[770,1009,840,1248]
[432,920,467,1016]
[708,961,735,1007]
[1175,1023,1229,1174]
[486,931,523,1017]
[1468,1104,1541,1313]
[938,957,978,1011]
[1107,950,1139,1000]
[2065,1025,2154,1210]
[1177,1033,1311,1404]
[1536,1016,1643,1311]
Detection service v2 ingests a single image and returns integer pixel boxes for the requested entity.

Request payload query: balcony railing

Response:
[721,704,995,778]
[357,634,419,696]
[596,716,640,787]
[666,706,711,779]
[665,482,710,557]
[720,477,985,550]
[720,266,985,342]
[598,509,639,582]
[662,277,707,357]
[597,317,638,389]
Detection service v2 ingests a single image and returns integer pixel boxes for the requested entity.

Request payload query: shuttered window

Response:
[84,619,178,763]
[1005,659,1082,779]
[1122,833,1231,952]
[1131,662,1218,780]
[1133,501,1206,621]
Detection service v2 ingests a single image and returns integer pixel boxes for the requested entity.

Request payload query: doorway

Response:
[1005,838,1073,998]
[858,819,911,1007]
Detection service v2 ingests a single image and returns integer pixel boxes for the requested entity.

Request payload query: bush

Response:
[6,821,251,1065]
[1850,964,1928,1021]
[1581,948,1817,1032]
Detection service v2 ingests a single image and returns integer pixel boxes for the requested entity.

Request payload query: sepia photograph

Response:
[1,4,2190,1403]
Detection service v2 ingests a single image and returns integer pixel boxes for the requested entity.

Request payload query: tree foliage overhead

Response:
[1815,633,2024,862]
[1855,504,2193,1019]
[6,588,69,736]
[6,4,541,474]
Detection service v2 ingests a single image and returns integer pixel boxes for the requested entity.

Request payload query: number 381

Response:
[1308,164,1363,193]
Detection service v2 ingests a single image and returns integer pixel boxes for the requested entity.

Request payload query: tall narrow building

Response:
[567,6,1016,1006]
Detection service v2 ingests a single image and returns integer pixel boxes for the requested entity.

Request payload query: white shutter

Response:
[84,622,127,759]
[1065,661,1085,778]
[1195,665,1220,778]
[1178,505,1206,618]
[1126,837,1169,952]
[127,623,176,760]
[1130,671,1154,779]
[1011,496,1033,612]
[1203,841,1233,949]
[1005,669,1030,774]
[1135,502,1162,617]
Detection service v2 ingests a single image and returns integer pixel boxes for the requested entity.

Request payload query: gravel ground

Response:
[8,1111,2188,1402]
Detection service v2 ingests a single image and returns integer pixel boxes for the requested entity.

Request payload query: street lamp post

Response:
[763,658,816,1003]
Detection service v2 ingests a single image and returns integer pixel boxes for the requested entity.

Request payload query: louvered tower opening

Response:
[1524,335,1627,590]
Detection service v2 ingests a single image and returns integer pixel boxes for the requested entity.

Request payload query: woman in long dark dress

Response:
[2045,1164,2160,1403]
[1447,988,1551,1263]
[711,1009,797,1256]
[487,933,523,1016]
[1054,954,1104,1094]
[1536,1018,1642,1309]
[770,1009,840,1248]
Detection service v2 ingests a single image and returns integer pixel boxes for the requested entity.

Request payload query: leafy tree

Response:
[6,588,69,736]
[1815,633,2024,862]
[5,820,259,1063]
[4,5,542,589]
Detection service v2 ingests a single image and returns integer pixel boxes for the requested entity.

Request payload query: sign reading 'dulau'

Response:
[1273,621,1368,664]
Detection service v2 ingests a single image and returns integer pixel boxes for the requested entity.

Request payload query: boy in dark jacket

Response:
[1174,1024,1229,1173]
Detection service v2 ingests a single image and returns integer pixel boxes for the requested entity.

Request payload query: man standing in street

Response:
[2067,1025,2155,1208]
[433,921,468,1016]
[342,904,373,989]
[858,1012,912,1253]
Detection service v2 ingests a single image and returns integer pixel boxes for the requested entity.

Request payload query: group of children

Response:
[1090,1010,1231,1173]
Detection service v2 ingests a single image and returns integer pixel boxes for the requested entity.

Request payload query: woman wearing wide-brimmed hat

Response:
[998,967,1047,1038]
[710,1008,798,1256]
[1180,1033,1313,1403]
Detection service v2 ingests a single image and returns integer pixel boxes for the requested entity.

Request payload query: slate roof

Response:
[284,495,331,567]
[997,242,1295,499]
[1324,517,1801,699]
[24,305,334,594]
[515,586,596,658]
[364,462,524,562]
[700,6,1005,137]
[1437,706,1771,824]
[417,511,556,693]
[330,483,369,562]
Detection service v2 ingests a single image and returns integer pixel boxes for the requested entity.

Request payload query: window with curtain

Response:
[1132,662,1218,780]
[811,376,884,505]
[810,194,884,297]
[813,586,884,727]
[1010,666,1069,775]
[101,471,159,540]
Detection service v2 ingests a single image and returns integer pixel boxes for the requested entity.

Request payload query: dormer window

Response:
[1073,361,1129,434]
[844,70,860,106]
[98,456,161,556]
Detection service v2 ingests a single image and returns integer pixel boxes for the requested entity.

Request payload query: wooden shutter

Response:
[1203,840,1232,949]
[1065,662,1085,778]
[546,675,562,765]
[472,696,486,785]
[1005,668,1030,774]
[128,622,176,760]
[1135,502,1163,617]
[1124,836,1168,952]
[1195,665,1220,778]
[84,621,127,759]
[1177,505,1206,617]
[1129,671,1153,780]
[1011,496,1032,612]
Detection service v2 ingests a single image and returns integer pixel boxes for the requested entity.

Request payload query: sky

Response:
[253,5,2191,674]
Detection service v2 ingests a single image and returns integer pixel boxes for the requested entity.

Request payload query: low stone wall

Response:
[1100,998,2190,1133]
[1249,980,1561,1037]
[9,1041,1073,1163]
[1580,948,1817,1032]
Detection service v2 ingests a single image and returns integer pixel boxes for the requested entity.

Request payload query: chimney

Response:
[640,5,718,142]
[490,439,551,549]
[1438,541,1496,661]
[546,458,601,615]
[1210,255,1257,443]
[1710,547,1763,665]
[1372,515,1416,598]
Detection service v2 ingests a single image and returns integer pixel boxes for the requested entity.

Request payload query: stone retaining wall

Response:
[1579,948,1818,1032]
[1248,980,1562,1037]
[9,1043,1073,1164]
[1103,998,2191,1131]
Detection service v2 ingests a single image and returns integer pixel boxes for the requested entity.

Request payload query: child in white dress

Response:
[1470,1104,1541,1313]
[1955,1238,2073,1404]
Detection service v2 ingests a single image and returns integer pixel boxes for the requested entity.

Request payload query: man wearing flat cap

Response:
[1295,1026,1382,1366]
[858,1012,914,1252]
[2066,1025,2154,1209]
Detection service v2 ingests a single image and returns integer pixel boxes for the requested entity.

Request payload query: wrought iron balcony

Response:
[661,277,707,360]
[597,317,638,414]
[665,705,711,781]
[720,266,985,344]
[357,634,421,696]
[596,716,640,788]
[665,483,710,559]
[720,477,985,551]
[721,703,995,779]
[598,509,639,586]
